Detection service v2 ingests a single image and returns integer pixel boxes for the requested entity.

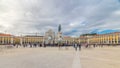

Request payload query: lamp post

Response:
[20,34,23,45]
[11,36,14,45]
[79,38,81,44]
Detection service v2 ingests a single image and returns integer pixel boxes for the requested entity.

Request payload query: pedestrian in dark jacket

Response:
[78,43,81,51]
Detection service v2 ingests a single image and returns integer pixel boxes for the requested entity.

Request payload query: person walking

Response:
[74,43,78,51]
[78,43,81,51]
[93,44,96,48]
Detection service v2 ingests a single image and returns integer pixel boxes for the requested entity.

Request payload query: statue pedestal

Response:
[57,32,62,39]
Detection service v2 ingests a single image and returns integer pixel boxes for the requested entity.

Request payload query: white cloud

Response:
[0,0,120,36]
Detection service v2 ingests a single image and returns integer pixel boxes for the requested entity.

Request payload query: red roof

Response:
[0,33,13,36]
[64,36,71,38]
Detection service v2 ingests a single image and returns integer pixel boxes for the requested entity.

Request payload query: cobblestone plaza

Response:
[0,46,120,68]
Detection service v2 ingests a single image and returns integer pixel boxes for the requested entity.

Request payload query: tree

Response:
[81,33,97,36]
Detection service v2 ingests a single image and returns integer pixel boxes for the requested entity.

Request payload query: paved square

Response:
[80,46,120,68]
[1,46,120,68]
[0,47,79,68]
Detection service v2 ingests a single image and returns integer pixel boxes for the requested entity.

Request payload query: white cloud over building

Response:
[0,0,120,36]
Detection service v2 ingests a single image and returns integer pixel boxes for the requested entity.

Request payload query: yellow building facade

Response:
[21,36,44,44]
[80,32,120,45]
[0,33,14,45]
[0,33,44,45]
[63,36,78,44]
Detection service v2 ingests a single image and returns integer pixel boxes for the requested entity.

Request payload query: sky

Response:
[0,0,120,36]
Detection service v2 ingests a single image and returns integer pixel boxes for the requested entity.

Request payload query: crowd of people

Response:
[13,43,43,48]
[11,42,108,51]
